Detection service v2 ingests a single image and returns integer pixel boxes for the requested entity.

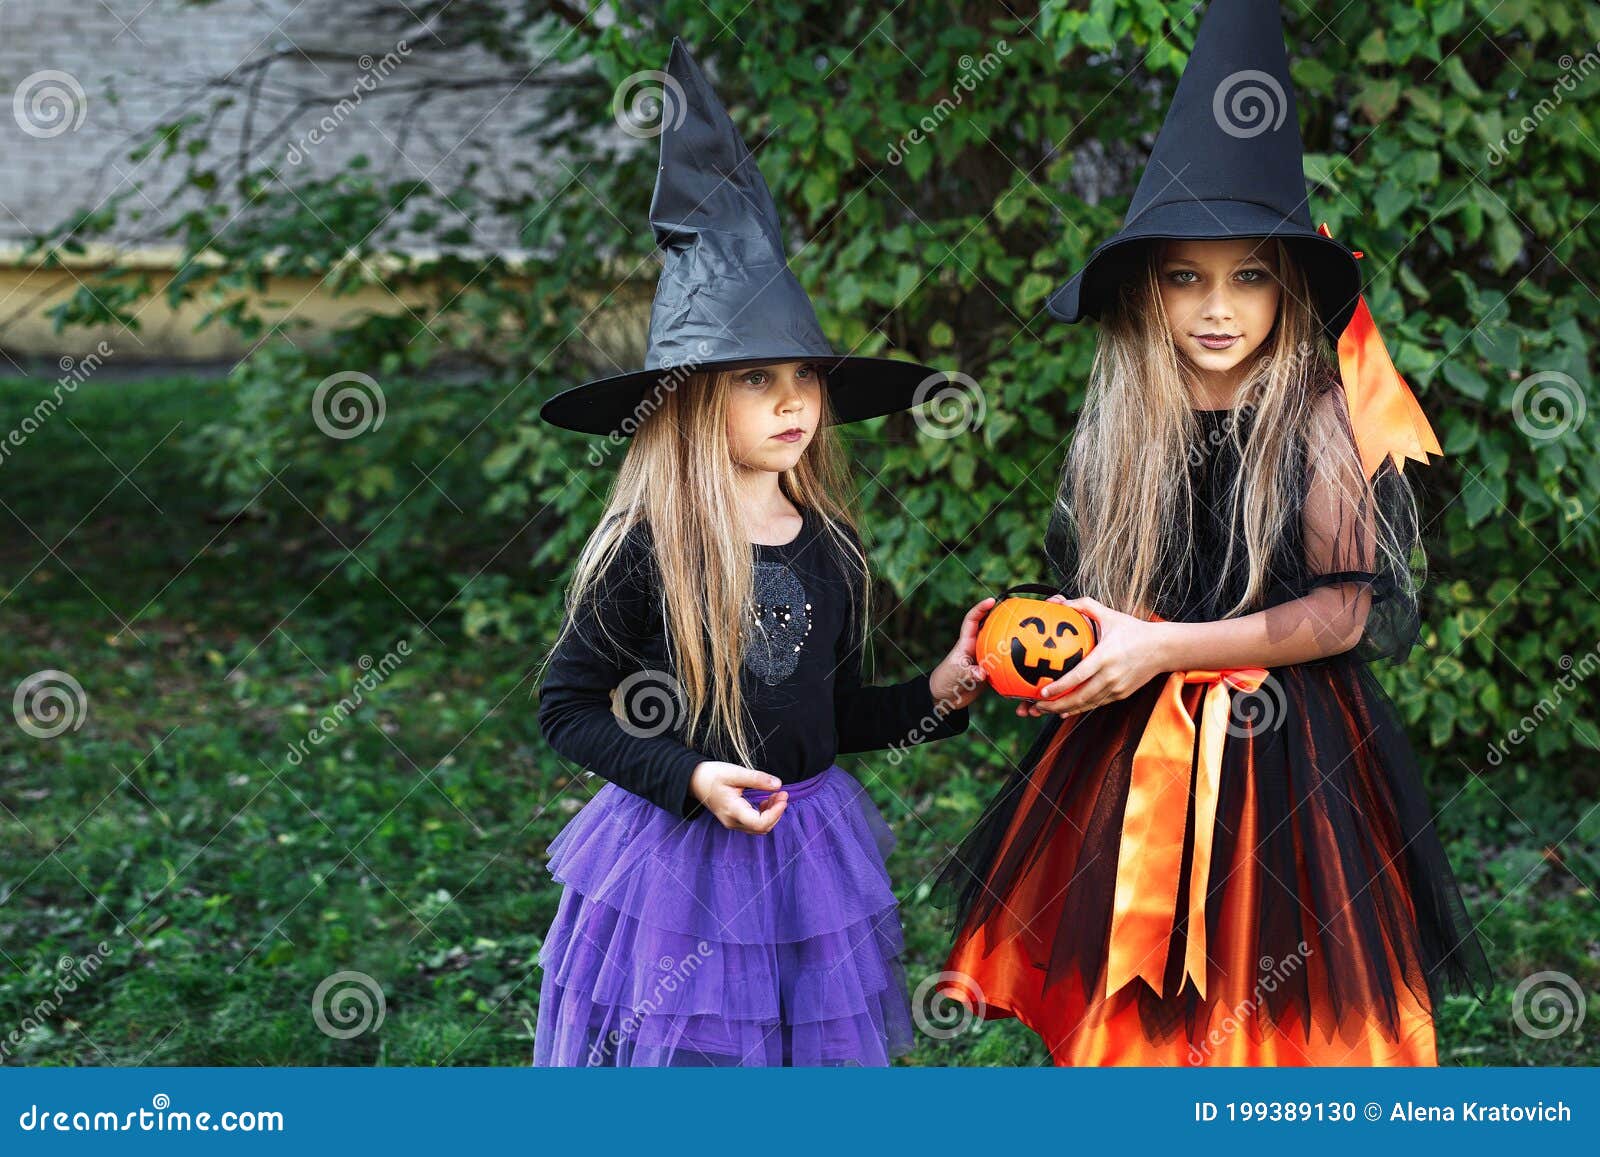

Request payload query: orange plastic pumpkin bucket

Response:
[976,584,1098,700]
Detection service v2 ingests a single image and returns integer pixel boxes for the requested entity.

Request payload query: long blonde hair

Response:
[1063,239,1417,621]
[556,368,867,767]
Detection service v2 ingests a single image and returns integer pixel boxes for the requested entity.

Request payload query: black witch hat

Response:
[541,39,942,436]
[1046,0,1360,340]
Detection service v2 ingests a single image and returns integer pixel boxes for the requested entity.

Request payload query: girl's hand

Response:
[1017,596,1171,718]
[689,761,789,834]
[929,596,997,712]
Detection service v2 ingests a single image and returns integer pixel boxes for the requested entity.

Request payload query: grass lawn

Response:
[0,373,1594,1066]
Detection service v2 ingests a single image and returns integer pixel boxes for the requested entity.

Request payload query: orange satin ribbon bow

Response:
[1317,222,1444,480]
[1105,665,1267,1002]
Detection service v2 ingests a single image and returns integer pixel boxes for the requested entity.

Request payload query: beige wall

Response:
[0,0,553,364]
[0,248,522,362]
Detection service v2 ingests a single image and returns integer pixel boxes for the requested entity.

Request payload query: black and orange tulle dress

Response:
[937,383,1492,1066]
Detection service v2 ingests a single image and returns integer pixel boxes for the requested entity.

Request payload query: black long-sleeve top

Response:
[537,508,968,817]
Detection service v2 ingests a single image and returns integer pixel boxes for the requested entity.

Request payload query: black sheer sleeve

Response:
[1296,378,1425,664]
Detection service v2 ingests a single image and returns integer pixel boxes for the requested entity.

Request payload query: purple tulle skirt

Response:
[533,765,914,1067]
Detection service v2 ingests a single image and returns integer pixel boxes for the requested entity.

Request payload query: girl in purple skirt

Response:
[530,40,990,1068]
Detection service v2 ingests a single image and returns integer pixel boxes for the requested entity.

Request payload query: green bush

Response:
[10,3,1600,1064]
[39,2,1600,793]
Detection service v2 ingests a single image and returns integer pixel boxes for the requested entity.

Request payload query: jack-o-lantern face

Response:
[976,596,1098,699]
[1010,615,1088,684]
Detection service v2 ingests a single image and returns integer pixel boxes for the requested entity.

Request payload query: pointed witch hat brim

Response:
[538,354,949,436]
[1045,201,1362,339]
[1045,0,1361,341]
[540,39,945,437]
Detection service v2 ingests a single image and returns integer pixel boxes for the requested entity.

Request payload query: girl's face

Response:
[724,360,822,473]
[1155,238,1282,387]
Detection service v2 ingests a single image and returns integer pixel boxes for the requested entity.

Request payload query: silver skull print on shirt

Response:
[743,561,813,685]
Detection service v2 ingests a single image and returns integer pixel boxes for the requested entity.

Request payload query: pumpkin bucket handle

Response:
[994,582,1068,600]
[987,584,1099,644]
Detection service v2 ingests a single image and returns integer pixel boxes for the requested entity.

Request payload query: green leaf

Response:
[802,171,833,215]
[1442,360,1491,401]
[1373,182,1415,228]
[903,145,933,182]
[481,441,522,481]
[1462,478,1500,527]
[822,124,853,162]
[1018,272,1054,308]
[1489,217,1523,272]
[1353,77,1402,123]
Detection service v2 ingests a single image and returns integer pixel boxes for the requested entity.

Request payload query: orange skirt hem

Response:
[945,920,1438,1067]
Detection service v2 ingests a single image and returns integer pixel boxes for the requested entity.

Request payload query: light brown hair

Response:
[1063,239,1417,624]
[557,368,866,766]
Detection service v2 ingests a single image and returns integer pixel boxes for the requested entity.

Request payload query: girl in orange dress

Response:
[936,0,1491,1066]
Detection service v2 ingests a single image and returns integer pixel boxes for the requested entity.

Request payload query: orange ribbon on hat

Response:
[1105,664,1267,1002]
[1317,223,1445,480]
